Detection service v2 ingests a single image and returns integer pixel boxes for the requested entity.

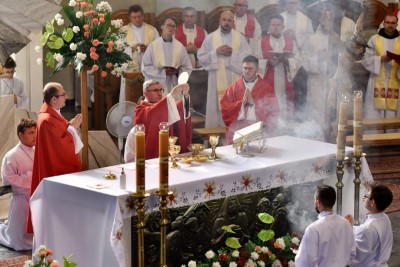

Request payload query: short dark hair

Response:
[17,118,36,135]
[43,84,59,104]
[4,57,16,68]
[370,183,393,212]
[183,6,196,15]
[160,16,177,26]
[315,185,336,209]
[269,13,284,23]
[384,14,398,23]
[128,4,144,16]
[243,55,259,65]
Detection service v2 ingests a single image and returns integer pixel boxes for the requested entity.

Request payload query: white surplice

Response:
[295,211,356,267]
[281,10,314,52]
[0,77,28,109]
[197,28,251,127]
[141,37,193,94]
[234,14,262,53]
[0,143,34,250]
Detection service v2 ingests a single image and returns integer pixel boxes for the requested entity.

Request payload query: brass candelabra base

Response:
[133,192,150,267]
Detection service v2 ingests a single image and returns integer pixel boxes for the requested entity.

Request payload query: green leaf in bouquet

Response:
[49,35,58,42]
[54,55,74,75]
[258,212,275,224]
[45,51,55,68]
[63,255,77,267]
[225,237,241,249]
[40,32,50,46]
[62,28,74,42]
[63,5,81,26]
[221,225,236,234]
[48,37,64,49]
[257,229,275,242]
[45,19,55,34]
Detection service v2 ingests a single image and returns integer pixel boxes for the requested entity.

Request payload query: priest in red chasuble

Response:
[175,6,207,69]
[220,55,279,144]
[28,82,83,233]
[255,13,301,121]
[129,80,192,160]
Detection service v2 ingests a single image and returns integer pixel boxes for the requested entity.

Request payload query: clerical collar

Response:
[184,24,195,30]
[162,37,173,42]
[51,106,62,115]
[243,77,257,84]
[378,28,399,39]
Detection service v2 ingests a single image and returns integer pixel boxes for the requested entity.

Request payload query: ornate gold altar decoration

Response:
[36,0,132,170]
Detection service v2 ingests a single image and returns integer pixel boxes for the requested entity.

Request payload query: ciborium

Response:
[208,135,220,160]
[169,144,181,168]
[187,143,205,155]
[169,136,178,146]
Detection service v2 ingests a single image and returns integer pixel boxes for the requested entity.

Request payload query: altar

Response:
[30,136,372,267]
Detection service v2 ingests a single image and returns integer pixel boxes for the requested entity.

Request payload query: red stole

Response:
[175,24,206,48]
[261,34,295,117]
[220,75,279,144]
[134,98,192,159]
[244,13,256,38]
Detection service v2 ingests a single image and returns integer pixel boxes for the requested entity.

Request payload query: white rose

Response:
[68,0,76,6]
[34,45,42,53]
[72,26,80,33]
[54,13,62,20]
[245,259,255,267]
[76,11,83,18]
[76,52,87,60]
[288,260,295,267]
[212,263,221,267]
[229,263,238,267]
[187,260,196,267]
[257,261,266,267]
[272,259,283,267]
[250,252,259,260]
[276,238,286,250]
[261,246,269,253]
[291,237,300,246]
[231,250,239,258]
[36,58,43,65]
[23,260,33,267]
[205,250,215,260]
[69,43,77,51]
[56,19,64,26]
[54,53,63,62]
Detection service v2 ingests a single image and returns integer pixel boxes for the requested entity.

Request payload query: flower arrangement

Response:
[23,245,76,267]
[184,213,300,267]
[36,0,132,77]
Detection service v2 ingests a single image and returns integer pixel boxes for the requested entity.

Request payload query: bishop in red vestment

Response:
[27,83,82,233]
[221,55,279,144]
[133,80,192,160]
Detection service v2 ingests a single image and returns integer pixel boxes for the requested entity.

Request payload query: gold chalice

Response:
[169,144,181,168]
[187,143,205,156]
[208,135,220,160]
[169,136,178,146]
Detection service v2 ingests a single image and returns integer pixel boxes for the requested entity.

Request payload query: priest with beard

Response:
[220,55,279,144]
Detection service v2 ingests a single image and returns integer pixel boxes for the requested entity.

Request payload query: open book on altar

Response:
[232,121,265,149]
[386,51,400,61]
[268,51,295,59]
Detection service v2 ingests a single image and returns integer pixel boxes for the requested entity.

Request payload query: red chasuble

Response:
[220,75,279,144]
[244,13,256,38]
[261,33,295,117]
[27,103,82,233]
[134,98,192,159]
[175,24,206,48]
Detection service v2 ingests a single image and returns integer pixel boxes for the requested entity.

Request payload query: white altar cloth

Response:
[30,136,372,267]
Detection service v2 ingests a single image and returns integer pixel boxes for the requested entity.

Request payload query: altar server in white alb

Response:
[141,16,192,94]
[197,10,251,128]
[345,183,393,267]
[295,185,355,267]
[0,118,36,250]
[0,57,29,109]
[362,14,400,124]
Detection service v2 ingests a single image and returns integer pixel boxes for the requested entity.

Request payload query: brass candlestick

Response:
[133,192,149,267]
[353,154,363,226]
[336,159,345,215]
[156,190,171,267]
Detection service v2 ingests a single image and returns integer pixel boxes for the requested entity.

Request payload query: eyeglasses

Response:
[164,24,177,29]
[183,15,196,19]
[363,194,372,200]
[147,88,164,93]
[55,93,67,98]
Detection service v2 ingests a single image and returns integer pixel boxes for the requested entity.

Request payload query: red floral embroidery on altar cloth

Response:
[276,169,287,184]
[125,195,136,210]
[204,181,216,198]
[312,161,322,176]
[168,189,178,205]
[241,174,252,190]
